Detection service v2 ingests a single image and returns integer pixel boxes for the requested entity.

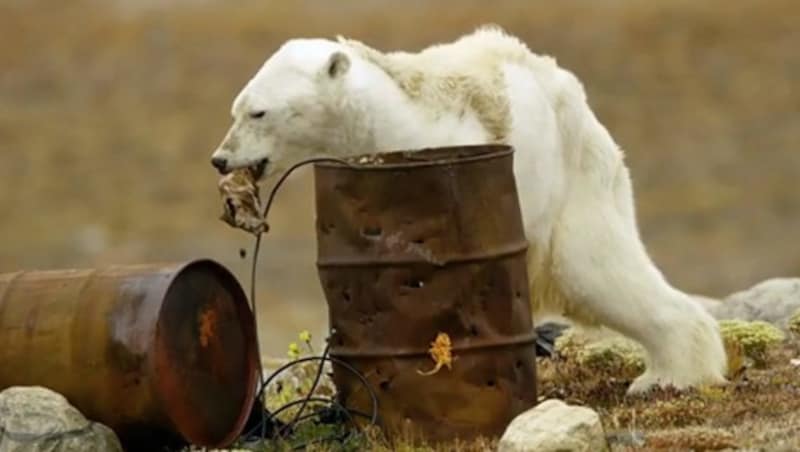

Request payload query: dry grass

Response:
[215,335,800,451]
[1,0,799,353]
[538,337,800,450]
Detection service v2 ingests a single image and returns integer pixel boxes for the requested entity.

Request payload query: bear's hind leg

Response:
[550,191,728,394]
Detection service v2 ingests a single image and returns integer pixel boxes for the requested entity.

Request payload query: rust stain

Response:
[198,308,217,348]
[0,260,258,450]
[314,144,538,443]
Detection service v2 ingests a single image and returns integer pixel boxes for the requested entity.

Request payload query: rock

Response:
[709,278,800,330]
[534,322,569,357]
[0,386,122,452]
[498,399,609,452]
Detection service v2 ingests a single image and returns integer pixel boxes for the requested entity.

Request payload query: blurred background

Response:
[1,0,798,356]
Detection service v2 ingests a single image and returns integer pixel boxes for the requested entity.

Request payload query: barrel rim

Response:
[151,258,259,448]
[314,144,513,171]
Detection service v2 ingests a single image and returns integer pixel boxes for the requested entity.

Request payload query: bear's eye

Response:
[249,111,266,119]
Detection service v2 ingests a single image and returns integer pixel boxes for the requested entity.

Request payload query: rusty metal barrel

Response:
[314,144,537,442]
[0,259,259,450]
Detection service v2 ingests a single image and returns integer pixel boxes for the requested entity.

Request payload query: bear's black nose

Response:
[211,157,228,174]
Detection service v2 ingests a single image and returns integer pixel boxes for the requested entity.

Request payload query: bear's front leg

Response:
[549,188,728,394]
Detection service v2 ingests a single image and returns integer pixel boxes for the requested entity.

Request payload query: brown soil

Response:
[539,338,800,450]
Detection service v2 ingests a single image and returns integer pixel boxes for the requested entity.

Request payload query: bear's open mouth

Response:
[247,159,269,181]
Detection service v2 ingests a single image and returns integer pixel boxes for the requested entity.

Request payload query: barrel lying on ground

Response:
[0,259,259,451]
[314,144,538,442]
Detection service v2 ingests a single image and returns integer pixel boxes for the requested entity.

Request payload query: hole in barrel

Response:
[362,225,382,237]
[342,289,351,302]
[486,379,496,387]
[379,380,391,391]
[469,324,479,336]
[403,279,424,289]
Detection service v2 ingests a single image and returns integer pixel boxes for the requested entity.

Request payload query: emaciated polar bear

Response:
[210,26,727,393]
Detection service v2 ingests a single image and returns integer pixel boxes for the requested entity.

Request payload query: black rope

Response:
[239,157,379,450]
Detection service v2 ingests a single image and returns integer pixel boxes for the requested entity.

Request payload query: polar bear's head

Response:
[210,39,365,180]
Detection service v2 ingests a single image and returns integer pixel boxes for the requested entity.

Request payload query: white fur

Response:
[212,26,728,393]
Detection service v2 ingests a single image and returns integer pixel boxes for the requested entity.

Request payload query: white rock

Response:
[498,399,609,452]
[693,294,723,312]
[709,278,800,330]
[0,386,122,452]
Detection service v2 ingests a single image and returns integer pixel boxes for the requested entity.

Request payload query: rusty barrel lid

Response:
[151,259,259,447]
[314,143,515,170]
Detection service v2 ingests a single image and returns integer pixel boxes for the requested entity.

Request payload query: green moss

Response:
[555,329,645,377]
[788,309,800,336]
[719,320,785,367]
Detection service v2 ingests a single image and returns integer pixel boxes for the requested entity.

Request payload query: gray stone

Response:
[708,278,800,330]
[498,399,609,452]
[0,386,122,452]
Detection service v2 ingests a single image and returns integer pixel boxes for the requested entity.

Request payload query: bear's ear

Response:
[326,51,350,79]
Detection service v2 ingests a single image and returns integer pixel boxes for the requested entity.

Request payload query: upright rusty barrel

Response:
[314,144,537,442]
[0,259,259,451]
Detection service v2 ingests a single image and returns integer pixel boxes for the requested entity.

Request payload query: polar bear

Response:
[210,26,728,393]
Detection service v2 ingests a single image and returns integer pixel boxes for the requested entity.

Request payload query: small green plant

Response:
[788,309,800,337]
[264,331,335,421]
[719,319,785,367]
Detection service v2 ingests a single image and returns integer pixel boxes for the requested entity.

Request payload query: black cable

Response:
[261,354,379,427]
[278,342,332,438]
[238,156,378,449]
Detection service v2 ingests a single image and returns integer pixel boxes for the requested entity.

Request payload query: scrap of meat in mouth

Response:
[217,167,269,235]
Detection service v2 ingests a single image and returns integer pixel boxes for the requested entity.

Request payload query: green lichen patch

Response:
[554,329,645,379]
[541,338,800,450]
[788,309,800,336]
[719,319,785,367]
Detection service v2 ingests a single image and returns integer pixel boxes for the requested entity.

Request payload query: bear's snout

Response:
[211,157,230,174]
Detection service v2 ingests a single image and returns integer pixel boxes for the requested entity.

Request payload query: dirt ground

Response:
[1,0,798,357]
[239,334,800,451]
[537,337,800,451]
